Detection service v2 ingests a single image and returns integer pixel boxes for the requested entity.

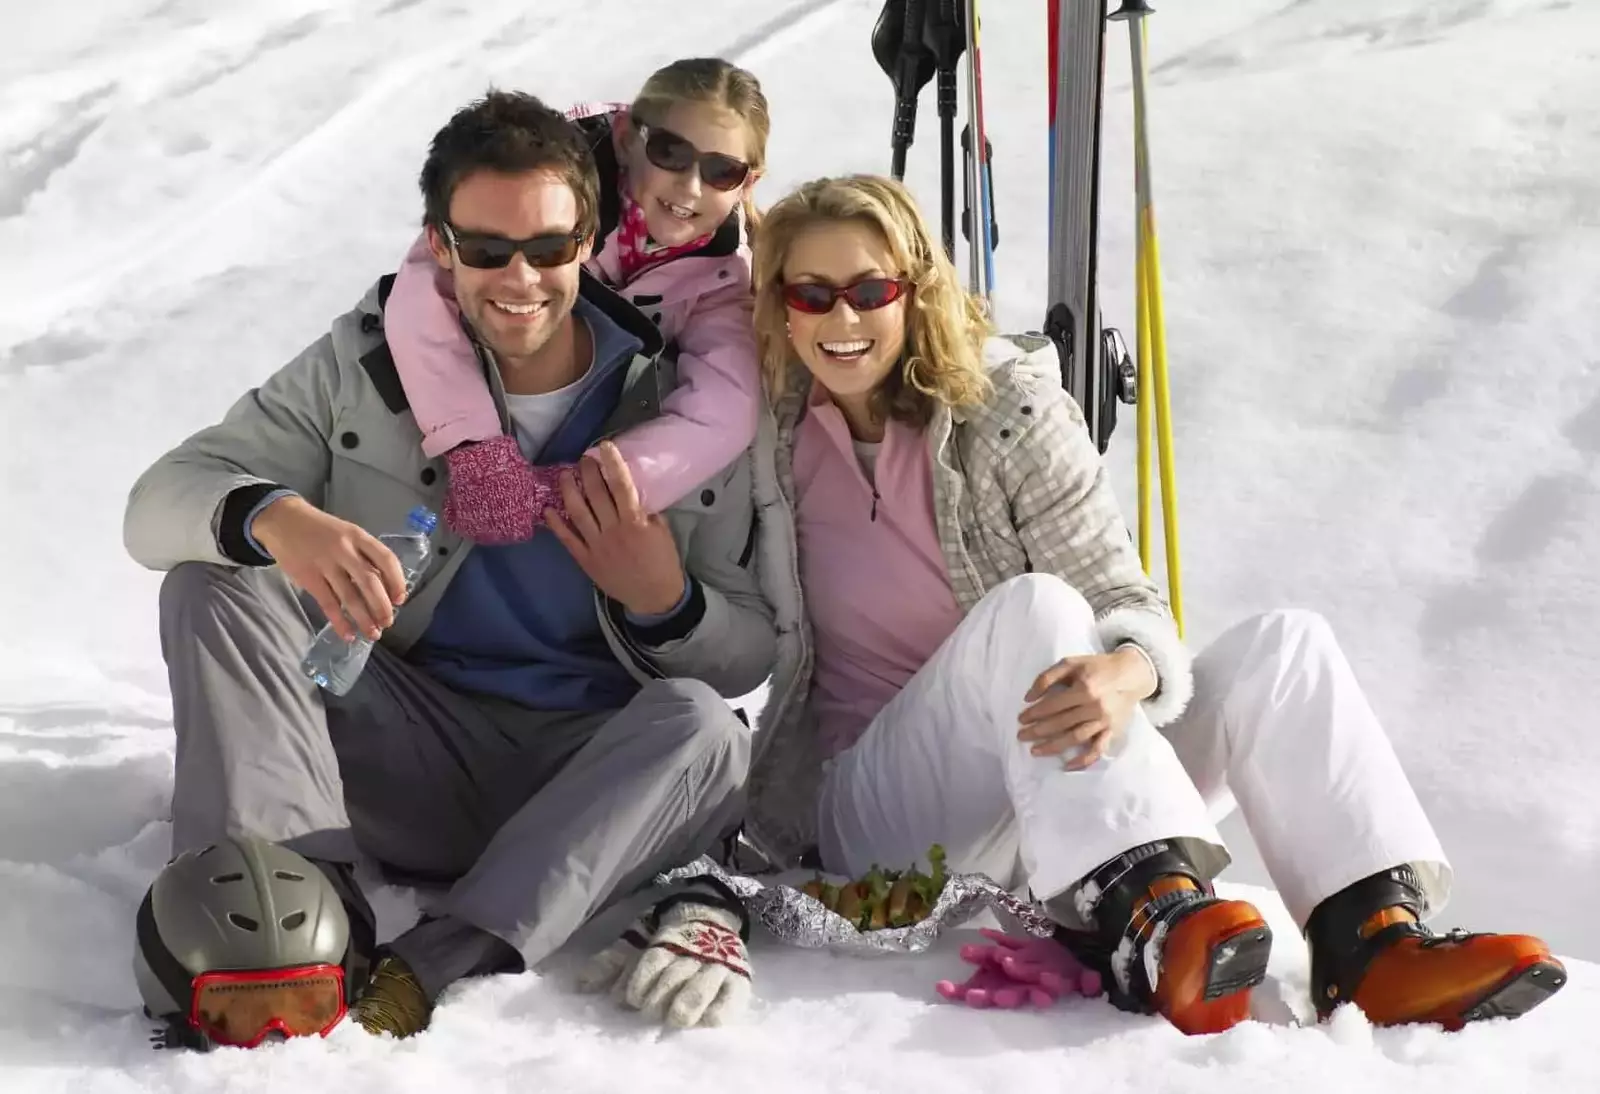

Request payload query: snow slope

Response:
[3,0,1598,1088]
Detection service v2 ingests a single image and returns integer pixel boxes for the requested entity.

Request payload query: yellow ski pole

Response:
[1135,200,1154,574]
[1116,1,1183,636]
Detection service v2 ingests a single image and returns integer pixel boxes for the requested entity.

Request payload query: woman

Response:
[736,174,1563,1036]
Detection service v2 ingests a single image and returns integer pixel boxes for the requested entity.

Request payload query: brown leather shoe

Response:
[1309,867,1566,1029]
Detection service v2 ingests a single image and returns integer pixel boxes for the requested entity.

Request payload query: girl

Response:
[383,57,768,543]
[732,174,1560,1037]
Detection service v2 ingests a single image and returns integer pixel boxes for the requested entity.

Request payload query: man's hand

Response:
[1016,648,1156,770]
[545,441,687,617]
[577,901,752,1029]
[251,495,408,642]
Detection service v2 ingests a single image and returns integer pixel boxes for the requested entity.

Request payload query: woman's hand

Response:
[1016,647,1157,770]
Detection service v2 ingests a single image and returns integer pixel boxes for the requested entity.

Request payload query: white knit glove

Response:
[575,917,651,994]
[576,900,752,1028]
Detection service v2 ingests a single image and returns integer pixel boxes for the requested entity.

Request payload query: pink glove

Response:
[935,928,1103,1009]
[441,435,573,545]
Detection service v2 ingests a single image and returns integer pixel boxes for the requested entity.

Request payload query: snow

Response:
[3,0,1599,1088]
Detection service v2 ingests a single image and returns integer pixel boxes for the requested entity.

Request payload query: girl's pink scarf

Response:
[613,171,714,284]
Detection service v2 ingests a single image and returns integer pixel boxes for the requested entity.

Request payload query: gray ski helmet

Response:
[133,835,351,1023]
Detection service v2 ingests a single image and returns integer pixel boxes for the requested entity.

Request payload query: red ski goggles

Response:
[780,276,911,315]
[187,964,346,1048]
[637,123,752,192]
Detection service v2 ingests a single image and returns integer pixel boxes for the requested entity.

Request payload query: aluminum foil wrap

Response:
[654,855,1057,957]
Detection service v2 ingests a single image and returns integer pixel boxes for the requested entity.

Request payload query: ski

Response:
[869,0,1133,436]
[871,0,997,299]
[960,0,996,306]
[1046,0,1133,452]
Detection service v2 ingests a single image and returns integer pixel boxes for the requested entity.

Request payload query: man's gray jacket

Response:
[123,270,778,699]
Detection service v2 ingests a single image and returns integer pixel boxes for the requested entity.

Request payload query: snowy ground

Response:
[4,0,1600,1089]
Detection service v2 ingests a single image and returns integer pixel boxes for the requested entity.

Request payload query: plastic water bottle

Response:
[301,505,438,696]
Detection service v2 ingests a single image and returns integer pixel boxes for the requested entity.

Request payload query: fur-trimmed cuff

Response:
[1097,607,1193,726]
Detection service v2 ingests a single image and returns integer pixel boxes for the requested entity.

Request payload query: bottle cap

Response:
[407,505,439,535]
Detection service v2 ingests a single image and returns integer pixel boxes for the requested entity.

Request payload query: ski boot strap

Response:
[1306,863,1454,1014]
[1056,839,1219,1010]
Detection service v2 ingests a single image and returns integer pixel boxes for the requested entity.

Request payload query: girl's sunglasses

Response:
[442,223,586,270]
[637,123,752,192]
[780,277,911,315]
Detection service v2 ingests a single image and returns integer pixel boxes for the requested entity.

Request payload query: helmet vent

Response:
[274,870,306,882]
[281,911,307,930]
[211,872,244,884]
[228,913,261,932]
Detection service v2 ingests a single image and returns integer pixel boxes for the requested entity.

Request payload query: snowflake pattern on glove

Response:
[618,900,753,1028]
[675,921,749,973]
[657,917,750,979]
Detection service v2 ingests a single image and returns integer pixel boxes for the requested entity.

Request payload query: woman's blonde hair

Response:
[630,57,770,239]
[751,174,994,425]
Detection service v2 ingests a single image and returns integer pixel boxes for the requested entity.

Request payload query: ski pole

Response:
[962,0,989,303]
[1113,0,1183,635]
[928,0,966,260]
[1121,0,1154,576]
[893,0,930,179]
[1135,186,1155,577]
[967,0,996,303]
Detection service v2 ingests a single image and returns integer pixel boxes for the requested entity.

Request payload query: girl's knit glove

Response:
[441,435,573,545]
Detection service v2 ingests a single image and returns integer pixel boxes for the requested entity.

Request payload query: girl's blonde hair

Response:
[751,174,993,425]
[630,57,769,240]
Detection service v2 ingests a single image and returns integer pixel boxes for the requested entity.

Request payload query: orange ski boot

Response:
[1054,840,1274,1036]
[1307,865,1566,1030]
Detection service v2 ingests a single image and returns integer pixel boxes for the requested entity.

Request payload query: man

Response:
[123,90,775,1038]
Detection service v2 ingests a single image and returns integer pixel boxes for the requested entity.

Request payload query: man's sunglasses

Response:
[637,123,752,192]
[441,223,586,270]
[780,277,911,315]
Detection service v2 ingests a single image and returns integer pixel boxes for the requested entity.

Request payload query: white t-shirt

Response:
[503,320,595,460]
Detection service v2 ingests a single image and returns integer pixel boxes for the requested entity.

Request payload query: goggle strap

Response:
[136,888,200,1023]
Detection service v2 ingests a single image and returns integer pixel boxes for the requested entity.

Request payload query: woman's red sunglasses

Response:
[780,277,911,315]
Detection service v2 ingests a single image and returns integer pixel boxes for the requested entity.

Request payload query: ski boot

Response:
[1053,839,1273,1035]
[1307,864,1565,1030]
